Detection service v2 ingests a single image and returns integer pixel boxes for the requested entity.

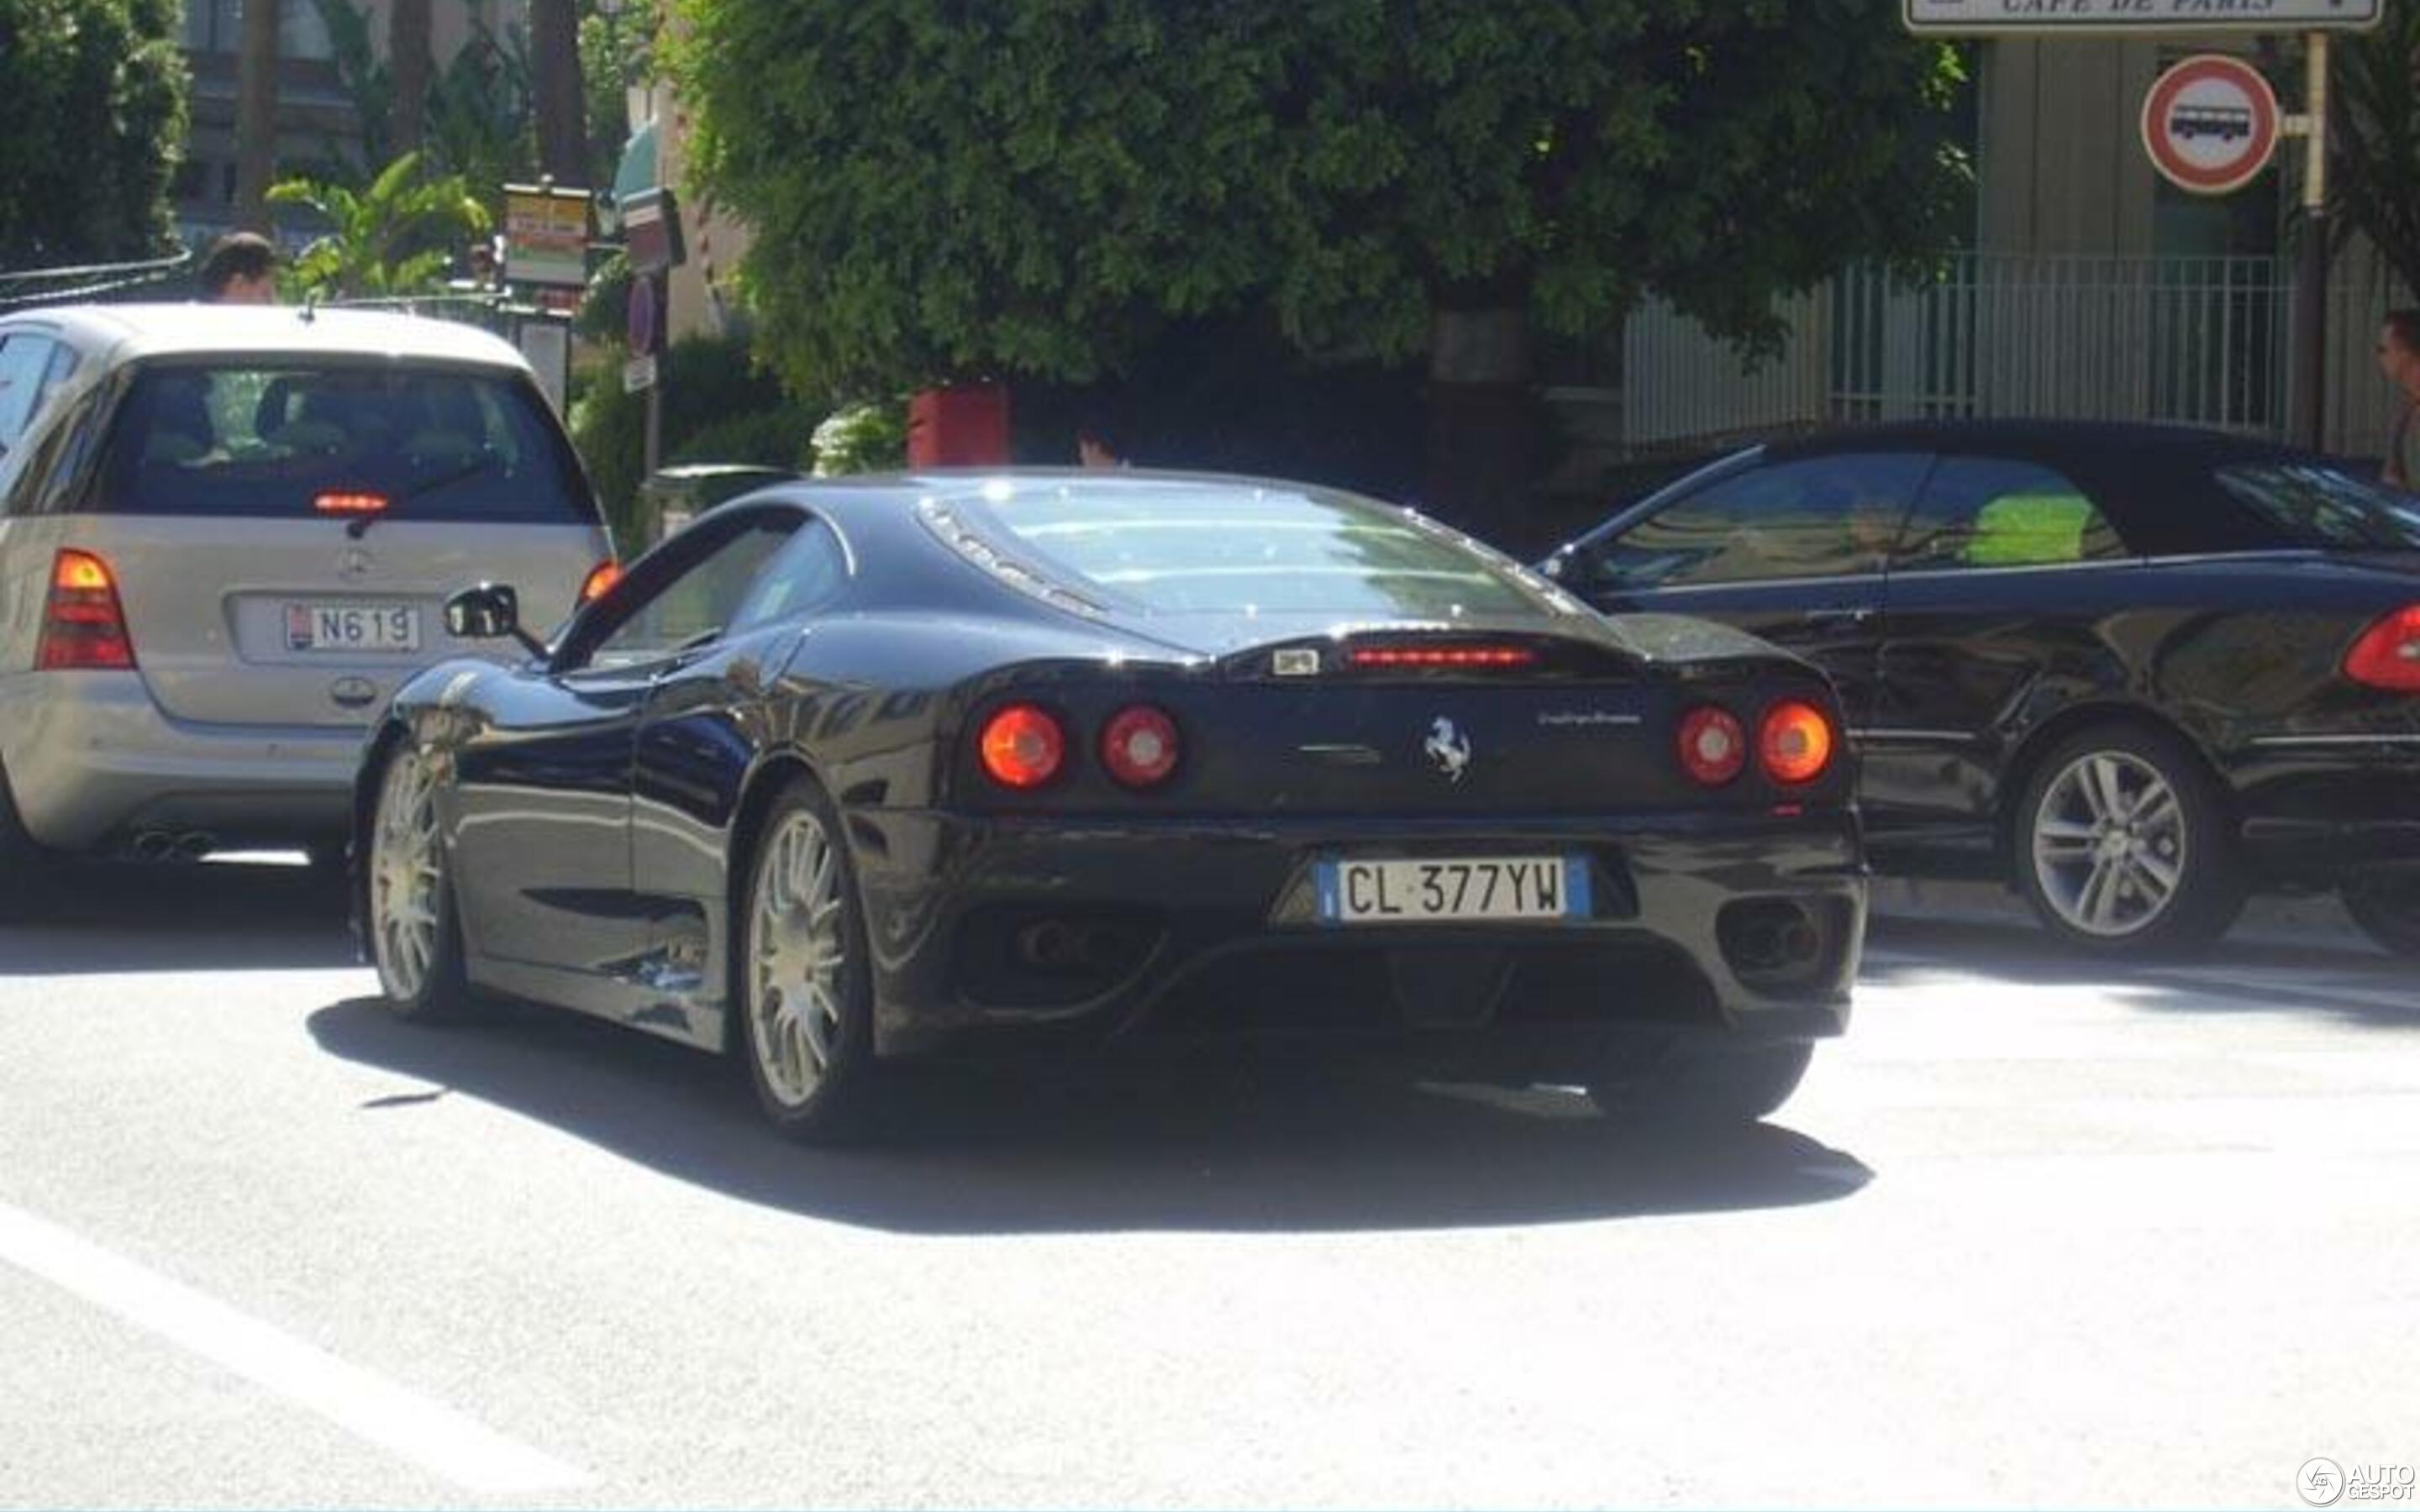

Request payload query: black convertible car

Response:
[1543,421,2420,958]
[355,471,1864,1137]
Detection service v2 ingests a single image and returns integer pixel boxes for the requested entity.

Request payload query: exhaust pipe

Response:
[1719,900,1827,979]
[172,831,216,863]
[129,829,176,862]
[1012,918,1145,975]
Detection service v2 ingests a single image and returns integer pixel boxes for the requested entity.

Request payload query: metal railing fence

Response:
[1573,249,2409,460]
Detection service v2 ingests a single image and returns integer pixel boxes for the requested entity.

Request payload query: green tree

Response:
[268,152,492,299]
[234,0,281,231]
[673,0,1966,511]
[313,0,532,197]
[0,0,187,267]
[2333,13,2420,301]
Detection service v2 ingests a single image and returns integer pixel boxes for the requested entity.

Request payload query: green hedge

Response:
[569,331,818,549]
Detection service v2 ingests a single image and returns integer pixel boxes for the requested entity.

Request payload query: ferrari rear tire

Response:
[2011,722,2246,958]
[367,747,479,1021]
[2341,878,2420,959]
[1586,1039,1813,1126]
[737,775,878,1141]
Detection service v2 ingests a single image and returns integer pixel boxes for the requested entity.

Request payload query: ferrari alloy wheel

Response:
[370,747,476,1020]
[2341,878,2420,959]
[1587,1039,1814,1126]
[740,778,875,1138]
[2013,723,2244,958]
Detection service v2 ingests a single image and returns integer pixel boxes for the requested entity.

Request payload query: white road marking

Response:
[0,1198,587,1494]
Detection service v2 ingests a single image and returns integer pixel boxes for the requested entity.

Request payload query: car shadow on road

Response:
[0,860,356,975]
[1865,916,2420,1030]
[307,995,1871,1235]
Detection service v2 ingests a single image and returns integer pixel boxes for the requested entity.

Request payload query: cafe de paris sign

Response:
[1903,0,2381,34]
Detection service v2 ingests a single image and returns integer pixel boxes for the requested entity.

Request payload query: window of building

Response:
[181,0,332,60]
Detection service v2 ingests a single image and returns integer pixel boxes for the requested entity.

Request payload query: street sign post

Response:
[2139,54,2280,195]
[500,181,592,288]
[1904,0,2380,34]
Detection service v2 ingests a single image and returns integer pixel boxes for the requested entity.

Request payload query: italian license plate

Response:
[1314,855,1589,925]
[284,601,419,654]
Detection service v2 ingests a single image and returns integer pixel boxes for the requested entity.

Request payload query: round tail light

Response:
[978,703,1065,789]
[1759,700,1836,785]
[1100,704,1181,788]
[1677,705,1747,786]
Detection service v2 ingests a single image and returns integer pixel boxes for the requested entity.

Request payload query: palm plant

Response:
[268,152,493,300]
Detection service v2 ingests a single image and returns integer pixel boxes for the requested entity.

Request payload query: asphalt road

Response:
[1,861,2414,1509]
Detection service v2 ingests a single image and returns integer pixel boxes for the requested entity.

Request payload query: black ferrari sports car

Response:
[355,471,1865,1138]
[1543,420,2420,958]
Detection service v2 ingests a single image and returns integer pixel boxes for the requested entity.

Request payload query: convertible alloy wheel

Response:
[2014,723,2244,957]
[741,780,874,1136]
[2030,750,2187,938]
[370,747,474,1018]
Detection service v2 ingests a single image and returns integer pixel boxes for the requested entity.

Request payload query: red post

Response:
[906,383,1013,467]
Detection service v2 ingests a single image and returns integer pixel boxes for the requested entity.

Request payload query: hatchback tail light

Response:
[2343,605,2420,691]
[579,559,622,605]
[1676,705,1747,786]
[1758,700,1836,785]
[38,549,136,670]
[978,703,1066,790]
[1100,704,1181,788]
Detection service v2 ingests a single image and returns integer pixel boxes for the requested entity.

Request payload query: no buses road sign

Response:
[1905,0,2380,34]
[2140,54,2280,195]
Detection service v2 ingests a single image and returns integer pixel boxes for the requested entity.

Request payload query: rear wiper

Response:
[345,456,500,538]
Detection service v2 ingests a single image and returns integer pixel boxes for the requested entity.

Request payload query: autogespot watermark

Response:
[2300,1458,2417,1507]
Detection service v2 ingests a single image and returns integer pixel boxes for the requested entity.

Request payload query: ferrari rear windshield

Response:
[948,480,1545,617]
[2214,460,2420,551]
[90,360,597,524]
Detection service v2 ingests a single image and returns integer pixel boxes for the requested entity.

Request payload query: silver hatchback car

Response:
[0,303,614,910]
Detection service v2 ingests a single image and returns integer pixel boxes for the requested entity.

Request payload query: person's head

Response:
[198,232,279,304]
[2380,310,2420,393]
[1075,413,1123,469]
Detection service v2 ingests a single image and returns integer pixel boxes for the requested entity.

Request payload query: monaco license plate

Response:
[284,601,419,654]
[1314,856,1590,926]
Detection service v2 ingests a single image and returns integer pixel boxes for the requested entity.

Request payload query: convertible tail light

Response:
[1100,704,1181,789]
[37,549,136,670]
[1347,643,1537,669]
[1676,705,1747,786]
[978,703,1066,789]
[1758,699,1836,785]
[2343,605,2420,691]
[578,559,622,605]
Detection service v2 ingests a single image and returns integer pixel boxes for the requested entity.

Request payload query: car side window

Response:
[1578,452,1930,590]
[727,518,849,633]
[579,517,802,670]
[1,390,100,517]
[1896,457,2129,571]
[0,334,60,453]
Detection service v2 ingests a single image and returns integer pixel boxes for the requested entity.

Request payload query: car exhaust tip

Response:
[1717,898,1832,987]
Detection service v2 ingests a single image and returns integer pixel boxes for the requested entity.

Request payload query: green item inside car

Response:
[1965,492,2097,566]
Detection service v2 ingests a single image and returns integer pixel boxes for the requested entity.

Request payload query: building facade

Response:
[172,0,516,247]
